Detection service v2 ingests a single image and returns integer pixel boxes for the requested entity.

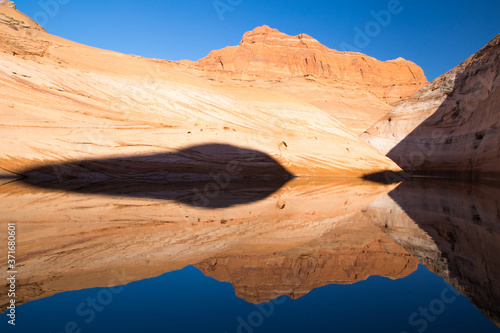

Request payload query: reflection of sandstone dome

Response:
[0,178,402,310]
[196,216,418,304]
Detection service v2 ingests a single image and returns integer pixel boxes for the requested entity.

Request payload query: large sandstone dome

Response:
[0,4,416,179]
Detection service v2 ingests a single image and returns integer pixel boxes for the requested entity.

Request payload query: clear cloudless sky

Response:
[13,0,500,80]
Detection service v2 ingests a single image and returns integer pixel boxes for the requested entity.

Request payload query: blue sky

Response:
[14,0,500,80]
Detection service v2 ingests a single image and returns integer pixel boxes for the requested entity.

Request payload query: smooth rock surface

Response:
[0,7,402,178]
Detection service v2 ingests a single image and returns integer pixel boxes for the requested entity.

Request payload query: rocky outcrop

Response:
[0,0,16,9]
[0,1,47,58]
[0,6,401,179]
[196,25,426,100]
[0,1,43,31]
[192,25,427,134]
[362,34,500,177]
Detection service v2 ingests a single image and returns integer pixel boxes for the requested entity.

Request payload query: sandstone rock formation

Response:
[195,25,426,99]
[4,2,491,323]
[192,25,427,134]
[0,0,16,9]
[362,34,500,177]
[0,6,404,179]
[0,0,46,56]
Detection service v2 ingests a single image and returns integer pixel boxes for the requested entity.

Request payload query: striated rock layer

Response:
[193,25,427,134]
[362,34,500,177]
[195,25,426,101]
[0,6,402,178]
[0,0,16,10]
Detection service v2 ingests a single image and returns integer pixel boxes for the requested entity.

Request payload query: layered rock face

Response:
[0,0,16,9]
[0,0,46,56]
[362,34,500,176]
[193,25,427,134]
[0,6,403,179]
[196,25,426,100]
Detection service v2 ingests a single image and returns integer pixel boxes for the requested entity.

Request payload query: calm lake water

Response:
[2,265,499,333]
[1,177,499,332]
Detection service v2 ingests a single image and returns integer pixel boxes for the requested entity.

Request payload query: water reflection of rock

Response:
[196,215,417,303]
[364,179,500,327]
[0,178,416,308]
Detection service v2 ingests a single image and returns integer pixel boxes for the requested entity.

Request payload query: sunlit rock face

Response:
[362,34,500,176]
[195,25,426,102]
[0,6,403,179]
[0,0,46,58]
[0,0,16,9]
[364,179,500,327]
[0,2,422,309]
[193,25,427,134]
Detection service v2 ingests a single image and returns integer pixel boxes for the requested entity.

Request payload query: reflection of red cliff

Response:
[196,215,418,304]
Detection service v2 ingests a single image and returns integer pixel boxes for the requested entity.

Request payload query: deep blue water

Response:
[2,264,499,333]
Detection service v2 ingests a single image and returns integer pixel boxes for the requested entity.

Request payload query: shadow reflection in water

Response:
[20,179,292,209]
[365,178,500,327]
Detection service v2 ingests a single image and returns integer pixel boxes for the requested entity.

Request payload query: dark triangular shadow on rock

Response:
[374,35,500,178]
[18,144,295,208]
